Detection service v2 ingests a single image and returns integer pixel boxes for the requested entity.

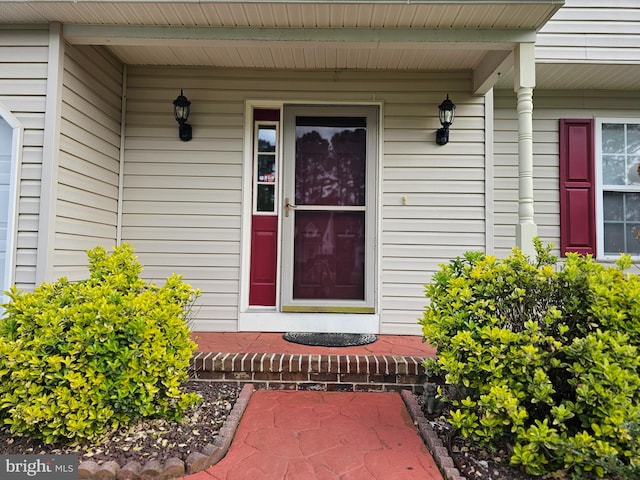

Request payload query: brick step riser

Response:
[190,352,428,393]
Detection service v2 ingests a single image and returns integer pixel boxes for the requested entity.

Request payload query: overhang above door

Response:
[0,1,564,94]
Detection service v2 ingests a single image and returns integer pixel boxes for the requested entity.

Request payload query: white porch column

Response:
[514,43,537,259]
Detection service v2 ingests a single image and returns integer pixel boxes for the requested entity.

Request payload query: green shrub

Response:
[421,239,640,479]
[0,244,201,444]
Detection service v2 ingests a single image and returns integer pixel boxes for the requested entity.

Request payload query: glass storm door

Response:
[282,106,377,313]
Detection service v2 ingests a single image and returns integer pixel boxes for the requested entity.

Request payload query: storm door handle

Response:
[285,197,297,217]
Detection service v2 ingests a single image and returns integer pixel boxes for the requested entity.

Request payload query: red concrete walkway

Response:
[182,390,442,480]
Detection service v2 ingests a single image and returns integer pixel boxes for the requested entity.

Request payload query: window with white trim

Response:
[596,119,640,258]
[253,122,279,214]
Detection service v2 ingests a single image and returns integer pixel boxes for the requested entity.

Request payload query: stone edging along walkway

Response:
[78,386,462,480]
[400,390,464,480]
[77,383,255,480]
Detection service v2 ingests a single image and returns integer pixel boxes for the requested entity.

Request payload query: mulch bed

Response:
[412,392,537,480]
[0,381,541,480]
[0,382,243,477]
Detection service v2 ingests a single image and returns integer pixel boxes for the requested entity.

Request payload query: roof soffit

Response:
[0,1,565,92]
[0,1,564,30]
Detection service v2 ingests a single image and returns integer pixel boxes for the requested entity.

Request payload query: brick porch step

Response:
[190,351,428,392]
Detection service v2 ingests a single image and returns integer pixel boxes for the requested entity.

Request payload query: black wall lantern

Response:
[173,89,192,141]
[436,94,456,145]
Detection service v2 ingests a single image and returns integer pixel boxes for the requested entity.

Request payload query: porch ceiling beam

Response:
[59,0,561,3]
[472,50,513,95]
[63,25,536,48]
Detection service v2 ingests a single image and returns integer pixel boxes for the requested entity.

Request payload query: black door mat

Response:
[283,332,378,347]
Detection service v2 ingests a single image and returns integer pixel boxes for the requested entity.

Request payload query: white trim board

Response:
[237,312,380,334]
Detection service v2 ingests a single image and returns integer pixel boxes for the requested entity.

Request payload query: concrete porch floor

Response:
[192,332,435,357]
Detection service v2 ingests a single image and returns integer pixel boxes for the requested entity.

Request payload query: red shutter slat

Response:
[559,119,596,256]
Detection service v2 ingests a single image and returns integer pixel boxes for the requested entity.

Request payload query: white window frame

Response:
[595,117,640,260]
[252,121,280,216]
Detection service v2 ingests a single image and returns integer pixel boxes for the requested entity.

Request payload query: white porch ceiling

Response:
[6,2,633,92]
[0,1,562,29]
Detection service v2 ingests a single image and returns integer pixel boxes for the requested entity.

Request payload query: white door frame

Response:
[0,103,24,301]
[238,100,382,334]
[280,104,378,313]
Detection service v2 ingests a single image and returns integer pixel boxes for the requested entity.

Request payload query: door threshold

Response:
[238,311,379,334]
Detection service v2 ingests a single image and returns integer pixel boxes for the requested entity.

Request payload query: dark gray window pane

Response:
[625,224,640,255]
[258,154,276,182]
[604,222,625,255]
[628,156,640,186]
[603,192,624,221]
[626,193,640,221]
[257,184,275,212]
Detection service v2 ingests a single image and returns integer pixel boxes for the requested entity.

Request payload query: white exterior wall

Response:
[538,0,640,64]
[0,26,49,291]
[493,89,640,259]
[51,44,122,280]
[123,67,486,334]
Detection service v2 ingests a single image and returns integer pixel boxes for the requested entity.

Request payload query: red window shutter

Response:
[559,119,596,257]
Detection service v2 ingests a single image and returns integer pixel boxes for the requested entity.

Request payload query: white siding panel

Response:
[124,189,240,203]
[124,175,241,191]
[0,79,47,96]
[0,63,48,80]
[136,253,239,268]
[58,168,118,201]
[383,206,484,220]
[494,88,640,259]
[123,201,240,216]
[539,1,640,63]
[143,266,240,282]
[57,201,119,227]
[54,44,122,274]
[57,184,118,214]
[55,218,116,240]
[0,27,49,291]
[54,233,113,253]
[380,82,483,333]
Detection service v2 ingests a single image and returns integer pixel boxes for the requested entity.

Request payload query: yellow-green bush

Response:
[0,244,201,444]
[421,239,640,479]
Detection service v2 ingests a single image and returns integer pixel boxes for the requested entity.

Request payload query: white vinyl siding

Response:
[52,44,122,280]
[122,69,245,332]
[538,0,640,64]
[122,68,483,334]
[382,87,486,334]
[0,26,49,291]
[493,89,640,259]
